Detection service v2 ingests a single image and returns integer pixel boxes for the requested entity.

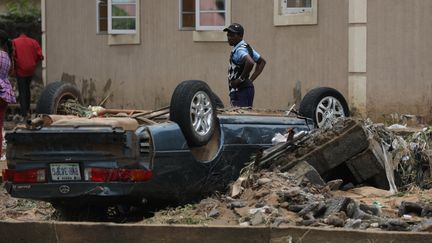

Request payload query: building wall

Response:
[44,0,348,110]
[367,0,432,121]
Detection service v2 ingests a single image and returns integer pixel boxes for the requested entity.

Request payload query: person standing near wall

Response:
[224,23,266,107]
[0,30,17,155]
[12,29,43,120]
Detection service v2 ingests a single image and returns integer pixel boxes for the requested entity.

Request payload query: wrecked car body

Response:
[4,113,313,205]
[2,80,350,211]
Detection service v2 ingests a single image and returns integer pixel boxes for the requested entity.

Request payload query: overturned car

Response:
[2,80,349,213]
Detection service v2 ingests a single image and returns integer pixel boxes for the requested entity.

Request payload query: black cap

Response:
[223,23,244,35]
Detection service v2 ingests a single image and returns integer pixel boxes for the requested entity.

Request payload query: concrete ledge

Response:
[0,221,431,243]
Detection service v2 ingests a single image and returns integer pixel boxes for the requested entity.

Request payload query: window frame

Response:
[179,0,195,30]
[274,0,317,26]
[108,0,137,35]
[179,0,231,31]
[96,0,108,34]
[281,0,313,15]
[196,0,229,31]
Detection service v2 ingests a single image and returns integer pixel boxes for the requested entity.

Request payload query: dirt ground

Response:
[1,172,431,232]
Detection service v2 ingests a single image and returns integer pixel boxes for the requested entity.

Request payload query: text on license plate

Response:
[50,163,81,181]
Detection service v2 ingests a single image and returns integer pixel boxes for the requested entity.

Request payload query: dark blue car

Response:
[3,80,348,215]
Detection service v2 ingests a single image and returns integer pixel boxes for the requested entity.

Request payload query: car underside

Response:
[2,80,349,213]
[4,112,314,206]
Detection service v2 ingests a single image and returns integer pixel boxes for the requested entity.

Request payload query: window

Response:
[274,0,317,26]
[108,0,137,34]
[96,0,108,33]
[179,0,229,31]
[180,0,195,30]
[281,0,312,15]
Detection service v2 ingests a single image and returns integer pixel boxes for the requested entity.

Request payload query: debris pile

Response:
[141,168,432,231]
[141,118,432,232]
[0,188,54,221]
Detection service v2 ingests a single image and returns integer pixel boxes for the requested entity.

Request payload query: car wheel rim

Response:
[190,91,213,136]
[315,96,345,127]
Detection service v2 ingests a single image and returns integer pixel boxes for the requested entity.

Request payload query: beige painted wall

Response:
[368,0,432,122]
[45,0,348,110]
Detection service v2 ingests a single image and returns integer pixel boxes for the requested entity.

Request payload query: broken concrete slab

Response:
[287,161,325,186]
[285,119,369,174]
[266,119,370,179]
[346,139,386,184]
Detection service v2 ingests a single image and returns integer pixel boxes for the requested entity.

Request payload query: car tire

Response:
[299,87,349,128]
[170,80,217,146]
[36,81,83,114]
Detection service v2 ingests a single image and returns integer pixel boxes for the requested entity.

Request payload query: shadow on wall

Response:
[60,72,114,107]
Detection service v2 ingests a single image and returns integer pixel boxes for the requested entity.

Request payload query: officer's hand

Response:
[230,79,242,88]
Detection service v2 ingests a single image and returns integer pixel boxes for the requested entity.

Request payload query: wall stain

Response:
[293,80,302,109]
[61,73,76,85]
[154,86,169,109]
[103,79,112,93]
[81,79,97,105]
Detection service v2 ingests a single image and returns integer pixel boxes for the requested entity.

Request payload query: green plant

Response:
[5,0,40,18]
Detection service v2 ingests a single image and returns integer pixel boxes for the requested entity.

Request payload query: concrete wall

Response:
[367,0,432,121]
[44,0,348,110]
[0,221,431,243]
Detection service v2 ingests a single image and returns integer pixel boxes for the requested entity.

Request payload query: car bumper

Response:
[4,181,148,203]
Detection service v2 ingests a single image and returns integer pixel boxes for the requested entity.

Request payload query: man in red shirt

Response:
[13,31,43,119]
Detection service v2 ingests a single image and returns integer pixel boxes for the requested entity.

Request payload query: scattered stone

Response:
[239,222,250,226]
[277,187,302,201]
[326,179,343,191]
[228,200,246,209]
[421,205,432,217]
[398,201,423,217]
[359,222,371,230]
[257,178,272,186]
[359,203,381,216]
[413,219,432,232]
[4,198,17,208]
[348,201,379,220]
[250,211,265,226]
[271,217,286,227]
[287,204,304,213]
[233,207,250,218]
[208,208,219,218]
[300,219,317,226]
[380,219,410,231]
[324,197,353,218]
[325,213,346,227]
[298,202,319,217]
[370,222,379,228]
[287,161,325,186]
[254,189,270,198]
[280,202,289,209]
[249,206,271,215]
[341,183,355,191]
[255,201,266,208]
[345,219,362,229]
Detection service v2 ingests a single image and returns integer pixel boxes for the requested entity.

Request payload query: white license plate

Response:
[50,163,81,181]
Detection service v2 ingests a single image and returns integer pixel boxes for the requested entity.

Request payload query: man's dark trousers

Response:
[230,86,255,107]
[17,76,32,117]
